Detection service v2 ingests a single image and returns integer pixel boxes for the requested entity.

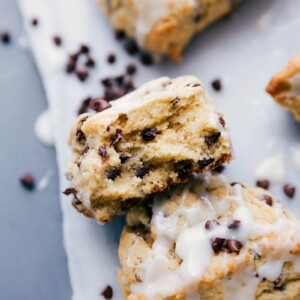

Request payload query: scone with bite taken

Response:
[65,76,232,223]
[266,55,300,122]
[98,0,242,61]
[119,173,300,299]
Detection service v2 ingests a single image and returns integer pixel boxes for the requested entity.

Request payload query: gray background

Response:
[0,0,72,299]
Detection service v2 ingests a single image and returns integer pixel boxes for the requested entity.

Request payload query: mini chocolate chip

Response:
[106,168,121,180]
[81,146,89,155]
[219,116,226,127]
[98,146,109,161]
[76,128,85,142]
[31,18,39,26]
[283,184,296,199]
[126,64,137,75]
[135,273,142,283]
[135,167,149,178]
[211,237,226,254]
[141,128,158,141]
[205,220,220,230]
[256,179,270,190]
[212,79,222,91]
[85,56,95,68]
[198,158,214,170]
[119,153,131,163]
[124,39,139,55]
[101,285,113,299]
[213,165,225,173]
[140,52,154,66]
[63,188,77,196]
[260,194,273,206]
[115,29,126,40]
[80,44,89,54]
[69,52,79,62]
[227,220,241,230]
[230,182,245,187]
[111,129,122,145]
[205,132,221,146]
[101,78,113,87]
[194,13,202,22]
[20,173,35,190]
[1,32,11,44]
[226,239,243,254]
[78,97,92,115]
[65,60,76,74]
[76,69,89,82]
[107,53,116,64]
[53,35,62,46]
[89,98,112,112]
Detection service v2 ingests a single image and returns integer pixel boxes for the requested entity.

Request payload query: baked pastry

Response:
[98,0,242,61]
[118,173,300,299]
[266,55,300,122]
[66,76,232,223]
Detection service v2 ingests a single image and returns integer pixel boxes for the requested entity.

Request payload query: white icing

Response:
[37,169,54,191]
[34,109,55,147]
[290,143,300,170]
[254,154,286,183]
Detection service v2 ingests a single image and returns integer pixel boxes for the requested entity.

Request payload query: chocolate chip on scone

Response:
[66,76,232,223]
[118,174,300,299]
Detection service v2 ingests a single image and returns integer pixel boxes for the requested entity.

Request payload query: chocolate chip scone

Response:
[119,173,300,299]
[266,55,300,122]
[98,0,242,61]
[66,76,232,223]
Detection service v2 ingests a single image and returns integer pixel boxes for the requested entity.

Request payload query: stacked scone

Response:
[65,76,300,299]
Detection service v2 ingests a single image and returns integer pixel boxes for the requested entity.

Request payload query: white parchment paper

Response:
[17,0,300,299]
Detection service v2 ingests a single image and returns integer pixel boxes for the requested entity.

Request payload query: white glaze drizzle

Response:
[128,174,300,299]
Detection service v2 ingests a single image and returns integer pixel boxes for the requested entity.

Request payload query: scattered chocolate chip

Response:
[53,35,62,46]
[101,285,113,299]
[119,153,131,163]
[226,239,242,254]
[141,128,158,142]
[101,78,113,87]
[106,168,121,180]
[140,52,154,66]
[205,132,221,146]
[31,18,39,26]
[111,129,122,145]
[227,220,241,230]
[81,146,89,155]
[20,173,35,190]
[85,56,95,68]
[115,75,124,86]
[126,64,137,75]
[124,39,139,55]
[89,98,112,113]
[212,79,222,91]
[78,97,92,115]
[256,179,270,190]
[1,32,11,44]
[198,158,214,170]
[260,194,273,206]
[230,182,245,187]
[69,52,79,62]
[76,69,89,82]
[219,116,226,127]
[65,60,76,74]
[98,146,109,161]
[211,237,226,254]
[283,184,296,199]
[115,29,126,40]
[194,13,202,22]
[80,44,90,54]
[135,166,149,178]
[213,165,225,173]
[205,220,220,230]
[107,53,116,64]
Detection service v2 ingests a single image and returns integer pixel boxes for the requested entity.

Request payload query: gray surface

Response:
[0,1,72,299]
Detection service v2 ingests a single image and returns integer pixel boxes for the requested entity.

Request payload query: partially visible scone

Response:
[65,76,232,223]
[98,0,242,61]
[119,174,300,299]
[266,55,300,121]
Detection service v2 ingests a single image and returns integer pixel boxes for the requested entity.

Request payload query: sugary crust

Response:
[118,177,300,299]
[66,76,232,223]
[266,55,300,121]
[98,0,241,60]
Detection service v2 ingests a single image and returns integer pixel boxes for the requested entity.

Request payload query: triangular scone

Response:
[119,174,300,299]
[66,76,232,223]
[266,55,300,122]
